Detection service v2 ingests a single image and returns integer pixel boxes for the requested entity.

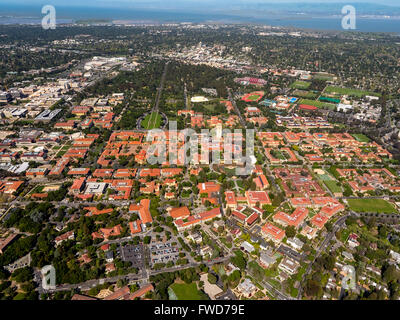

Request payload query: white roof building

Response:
[242,241,255,253]
[85,182,107,195]
[390,250,400,264]
[278,257,300,275]
[337,103,353,112]
[237,278,257,298]
[191,96,209,103]
[287,237,304,251]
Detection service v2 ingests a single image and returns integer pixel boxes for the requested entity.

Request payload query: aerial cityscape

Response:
[1,0,400,305]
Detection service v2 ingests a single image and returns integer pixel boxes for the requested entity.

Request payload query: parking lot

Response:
[150,242,180,266]
[120,244,145,269]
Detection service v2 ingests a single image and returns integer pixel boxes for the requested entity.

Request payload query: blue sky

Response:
[3,0,400,6]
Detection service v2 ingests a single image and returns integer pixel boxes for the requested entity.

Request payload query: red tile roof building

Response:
[0,233,18,254]
[245,191,272,207]
[253,174,269,190]
[174,208,221,231]
[198,182,221,196]
[273,207,309,229]
[262,223,285,243]
[129,199,152,225]
[169,207,191,220]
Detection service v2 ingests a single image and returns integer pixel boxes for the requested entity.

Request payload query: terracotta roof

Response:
[71,294,97,301]
[169,207,191,220]
[129,199,152,224]
[104,286,130,300]
[129,220,142,234]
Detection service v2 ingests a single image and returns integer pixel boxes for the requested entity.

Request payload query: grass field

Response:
[352,134,370,143]
[298,98,336,110]
[271,149,286,160]
[324,180,342,194]
[324,86,381,98]
[168,283,206,300]
[347,199,397,214]
[315,169,342,194]
[340,229,351,242]
[291,81,311,90]
[312,73,336,81]
[248,95,262,101]
[203,104,216,112]
[242,91,265,102]
[292,90,318,99]
[142,111,162,129]
[224,167,237,177]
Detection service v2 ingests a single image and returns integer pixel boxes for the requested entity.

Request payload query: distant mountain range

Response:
[235,2,400,15]
[151,2,400,17]
[79,1,400,16]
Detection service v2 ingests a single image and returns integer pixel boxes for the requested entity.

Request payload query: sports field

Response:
[312,73,336,81]
[319,96,341,104]
[347,199,397,214]
[242,91,265,102]
[168,283,207,300]
[298,99,336,110]
[314,169,342,194]
[324,86,381,98]
[292,90,318,99]
[352,134,370,143]
[142,111,162,129]
[290,81,311,90]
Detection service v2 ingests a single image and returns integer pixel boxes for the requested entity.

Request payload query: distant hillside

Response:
[221,2,400,16]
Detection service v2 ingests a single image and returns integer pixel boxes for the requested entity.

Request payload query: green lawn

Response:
[142,112,162,129]
[298,98,336,110]
[318,174,333,181]
[56,150,67,157]
[247,95,262,101]
[203,103,216,112]
[352,134,370,143]
[290,81,311,90]
[324,180,342,194]
[315,170,333,181]
[236,180,244,189]
[224,167,237,176]
[340,229,351,242]
[271,149,286,160]
[168,283,208,300]
[347,199,397,214]
[324,86,381,98]
[292,90,318,99]
[312,73,336,81]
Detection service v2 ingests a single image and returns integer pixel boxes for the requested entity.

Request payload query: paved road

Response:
[153,62,169,113]
[39,255,232,294]
[261,279,295,300]
[227,87,247,129]
[297,214,349,299]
